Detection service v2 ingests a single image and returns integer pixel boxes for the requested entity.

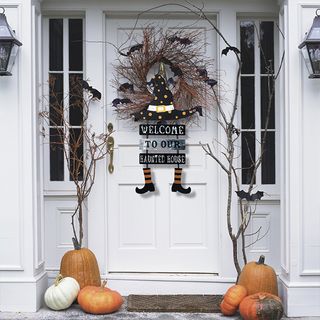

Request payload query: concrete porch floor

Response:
[0,301,313,320]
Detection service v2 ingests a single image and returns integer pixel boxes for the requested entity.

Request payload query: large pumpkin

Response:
[220,284,247,316]
[78,281,123,314]
[60,247,101,289]
[44,274,80,310]
[239,292,283,320]
[238,255,278,296]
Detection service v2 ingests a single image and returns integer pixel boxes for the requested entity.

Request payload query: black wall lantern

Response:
[0,7,22,76]
[299,9,320,78]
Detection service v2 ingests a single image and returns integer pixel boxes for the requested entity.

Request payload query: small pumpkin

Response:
[238,255,278,296]
[220,284,247,315]
[44,274,80,310]
[78,281,123,314]
[239,292,283,320]
[60,247,101,289]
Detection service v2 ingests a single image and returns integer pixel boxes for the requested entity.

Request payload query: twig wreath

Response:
[112,27,218,123]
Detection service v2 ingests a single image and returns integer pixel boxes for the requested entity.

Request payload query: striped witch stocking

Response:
[171,168,191,194]
[135,168,155,194]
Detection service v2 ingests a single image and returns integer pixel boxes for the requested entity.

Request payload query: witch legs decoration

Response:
[136,167,191,194]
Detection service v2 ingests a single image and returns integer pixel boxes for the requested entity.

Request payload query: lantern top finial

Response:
[0,7,5,14]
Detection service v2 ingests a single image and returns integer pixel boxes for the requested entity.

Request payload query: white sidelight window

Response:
[43,17,84,189]
[239,19,279,193]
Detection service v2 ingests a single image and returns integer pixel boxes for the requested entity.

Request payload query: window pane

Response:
[240,21,255,74]
[69,128,84,181]
[50,128,64,181]
[260,21,274,74]
[49,19,63,71]
[261,76,275,129]
[49,73,64,126]
[69,19,83,71]
[242,132,256,184]
[69,74,83,125]
[262,131,275,184]
[241,77,255,129]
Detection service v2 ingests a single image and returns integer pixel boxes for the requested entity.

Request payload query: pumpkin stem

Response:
[54,274,64,286]
[257,255,265,265]
[102,279,108,288]
[72,237,81,250]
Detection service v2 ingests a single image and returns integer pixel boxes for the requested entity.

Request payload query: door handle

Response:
[107,123,114,174]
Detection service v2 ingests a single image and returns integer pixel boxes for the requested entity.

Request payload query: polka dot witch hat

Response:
[131,62,202,121]
[147,63,174,113]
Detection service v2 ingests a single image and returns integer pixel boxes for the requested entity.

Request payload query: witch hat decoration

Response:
[131,62,203,122]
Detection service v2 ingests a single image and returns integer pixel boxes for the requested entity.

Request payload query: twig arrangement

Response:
[112,27,217,123]
[40,76,111,250]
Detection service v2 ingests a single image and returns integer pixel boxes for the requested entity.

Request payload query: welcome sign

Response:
[139,124,186,165]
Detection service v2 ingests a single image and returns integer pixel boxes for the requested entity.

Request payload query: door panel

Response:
[106,16,218,273]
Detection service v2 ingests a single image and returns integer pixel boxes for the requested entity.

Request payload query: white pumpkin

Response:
[44,274,80,310]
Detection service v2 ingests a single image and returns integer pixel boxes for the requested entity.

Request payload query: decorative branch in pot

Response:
[40,76,111,288]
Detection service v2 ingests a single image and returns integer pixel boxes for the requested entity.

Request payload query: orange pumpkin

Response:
[220,284,247,315]
[78,281,123,314]
[239,292,283,320]
[60,248,101,289]
[238,255,278,296]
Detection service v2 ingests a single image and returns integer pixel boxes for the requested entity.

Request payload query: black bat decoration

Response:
[205,79,218,87]
[170,65,183,77]
[119,82,134,92]
[167,77,175,85]
[119,43,143,57]
[236,190,264,201]
[112,98,132,107]
[160,57,173,66]
[230,124,240,136]
[197,68,208,78]
[221,46,241,56]
[168,36,192,45]
[127,43,143,56]
[82,80,102,100]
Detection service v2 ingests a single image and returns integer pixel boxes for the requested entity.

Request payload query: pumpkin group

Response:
[238,255,278,296]
[239,292,283,320]
[78,281,124,314]
[44,274,80,311]
[60,247,101,289]
[220,284,247,315]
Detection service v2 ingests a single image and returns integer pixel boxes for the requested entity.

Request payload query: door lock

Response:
[107,123,114,174]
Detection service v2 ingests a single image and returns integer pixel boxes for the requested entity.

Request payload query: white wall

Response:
[279,0,320,316]
[0,0,47,312]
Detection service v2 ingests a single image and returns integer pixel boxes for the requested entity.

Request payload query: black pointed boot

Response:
[171,168,191,194]
[136,168,155,194]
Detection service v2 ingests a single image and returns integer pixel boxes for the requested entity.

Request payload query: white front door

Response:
[105,15,219,273]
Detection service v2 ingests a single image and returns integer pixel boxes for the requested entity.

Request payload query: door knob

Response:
[107,123,114,174]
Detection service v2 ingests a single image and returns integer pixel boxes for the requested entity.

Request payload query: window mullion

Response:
[254,19,262,187]
[63,18,70,183]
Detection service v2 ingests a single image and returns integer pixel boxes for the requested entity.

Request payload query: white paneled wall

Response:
[279,0,320,316]
[244,201,280,272]
[44,197,87,278]
[0,0,47,312]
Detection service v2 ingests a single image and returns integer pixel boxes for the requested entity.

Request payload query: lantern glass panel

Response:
[0,24,11,37]
[308,26,320,40]
[0,41,12,72]
[6,42,18,73]
[308,43,320,75]
[301,44,314,75]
